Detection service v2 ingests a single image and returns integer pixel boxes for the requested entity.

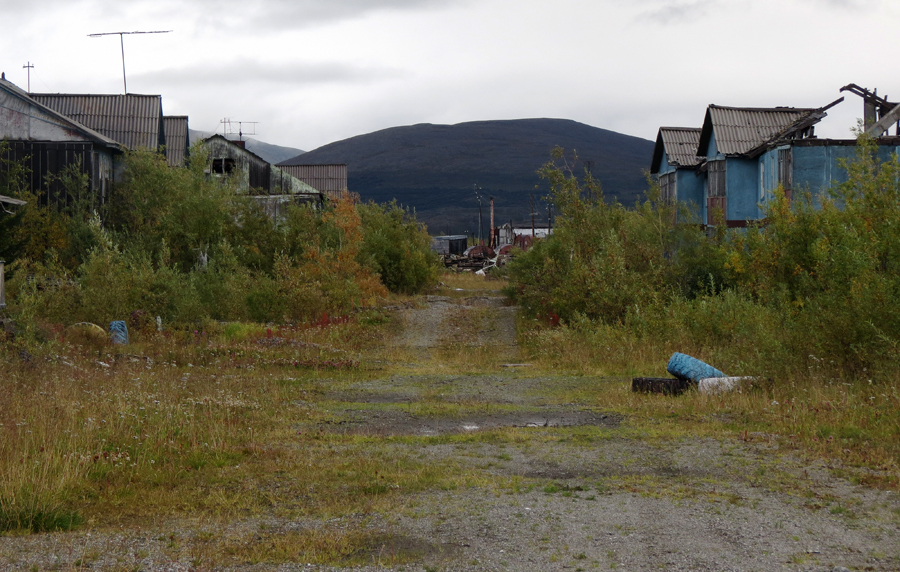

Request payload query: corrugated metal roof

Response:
[699,105,818,157]
[652,127,701,172]
[0,79,125,151]
[163,115,189,166]
[31,93,164,151]
[278,164,348,200]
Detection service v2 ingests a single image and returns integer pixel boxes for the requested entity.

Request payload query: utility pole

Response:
[22,62,34,93]
[489,196,495,248]
[474,184,483,244]
[548,202,552,235]
[88,30,172,93]
[531,193,536,241]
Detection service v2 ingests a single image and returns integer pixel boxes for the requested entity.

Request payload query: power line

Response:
[87,30,172,93]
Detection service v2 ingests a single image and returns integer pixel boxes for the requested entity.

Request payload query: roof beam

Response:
[864,102,900,137]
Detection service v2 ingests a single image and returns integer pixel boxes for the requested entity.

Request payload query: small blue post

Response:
[109,320,129,345]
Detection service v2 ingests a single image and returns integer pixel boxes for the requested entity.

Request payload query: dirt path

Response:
[324,293,900,571]
[1,290,898,571]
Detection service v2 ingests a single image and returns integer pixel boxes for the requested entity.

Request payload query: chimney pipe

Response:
[490,197,495,248]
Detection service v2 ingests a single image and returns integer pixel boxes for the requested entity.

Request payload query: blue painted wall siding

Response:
[705,132,723,161]
[758,144,900,210]
[676,169,706,223]
[725,157,759,220]
[658,153,674,175]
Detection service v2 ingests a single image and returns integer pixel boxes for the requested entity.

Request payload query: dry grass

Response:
[2,277,899,570]
[0,314,469,537]
[520,330,900,489]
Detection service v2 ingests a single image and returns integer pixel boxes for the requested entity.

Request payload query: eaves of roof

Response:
[697,105,820,158]
[651,127,702,173]
[0,79,126,152]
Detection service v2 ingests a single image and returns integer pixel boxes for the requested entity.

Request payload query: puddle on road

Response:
[317,407,621,436]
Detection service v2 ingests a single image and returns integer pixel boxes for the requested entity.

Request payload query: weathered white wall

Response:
[0,91,89,142]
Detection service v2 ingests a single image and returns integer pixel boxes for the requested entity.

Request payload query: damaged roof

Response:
[651,127,702,173]
[697,105,821,158]
[30,93,165,151]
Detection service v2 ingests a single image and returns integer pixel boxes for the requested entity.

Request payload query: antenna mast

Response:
[87,30,172,93]
[220,118,258,142]
[22,62,34,93]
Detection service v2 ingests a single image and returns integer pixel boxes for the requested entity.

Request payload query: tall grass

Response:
[507,141,900,378]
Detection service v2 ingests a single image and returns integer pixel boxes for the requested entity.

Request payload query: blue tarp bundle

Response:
[109,321,129,345]
[666,352,725,382]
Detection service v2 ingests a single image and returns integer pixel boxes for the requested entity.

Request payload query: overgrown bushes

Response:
[0,144,438,335]
[507,140,900,379]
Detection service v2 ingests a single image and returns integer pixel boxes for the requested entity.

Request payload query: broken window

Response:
[777,148,792,202]
[707,160,726,225]
[211,157,236,175]
[659,172,676,203]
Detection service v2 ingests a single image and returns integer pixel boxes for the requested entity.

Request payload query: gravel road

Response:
[1,292,898,571]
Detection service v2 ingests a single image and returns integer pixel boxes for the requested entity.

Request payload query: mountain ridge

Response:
[281,118,654,234]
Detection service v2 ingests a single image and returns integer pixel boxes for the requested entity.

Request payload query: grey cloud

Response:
[150,0,464,32]
[636,0,717,24]
[133,58,408,87]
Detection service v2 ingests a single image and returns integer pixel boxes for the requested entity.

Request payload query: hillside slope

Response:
[281,118,654,234]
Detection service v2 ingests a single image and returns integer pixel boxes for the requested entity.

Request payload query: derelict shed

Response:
[162,115,190,167]
[650,127,705,222]
[431,235,467,256]
[277,163,348,201]
[202,135,322,217]
[0,77,125,207]
[30,93,166,152]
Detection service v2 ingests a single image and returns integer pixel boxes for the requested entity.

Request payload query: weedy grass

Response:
[518,325,900,489]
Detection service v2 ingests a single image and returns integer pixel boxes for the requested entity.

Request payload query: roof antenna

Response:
[22,62,34,93]
[220,118,258,142]
[87,30,172,94]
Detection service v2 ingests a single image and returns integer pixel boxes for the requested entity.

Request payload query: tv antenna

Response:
[87,30,172,93]
[220,118,258,142]
[22,62,34,93]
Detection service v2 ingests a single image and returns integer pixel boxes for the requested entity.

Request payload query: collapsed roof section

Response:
[697,104,831,159]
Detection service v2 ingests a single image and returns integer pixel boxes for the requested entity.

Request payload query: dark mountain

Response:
[189,130,305,165]
[280,118,654,235]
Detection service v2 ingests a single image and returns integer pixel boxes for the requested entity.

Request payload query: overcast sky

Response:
[1,0,896,151]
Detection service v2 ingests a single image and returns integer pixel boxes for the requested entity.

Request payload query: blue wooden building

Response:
[695,104,827,227]
[650,127,705,222]
[653,87,900,229]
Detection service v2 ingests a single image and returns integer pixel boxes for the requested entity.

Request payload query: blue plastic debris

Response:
[666,352,725,382]
[109,320,129,345]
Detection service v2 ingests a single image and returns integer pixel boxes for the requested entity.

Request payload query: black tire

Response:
[631,377,693,396]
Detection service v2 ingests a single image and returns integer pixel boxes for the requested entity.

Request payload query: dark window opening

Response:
[707,160,726,226]
[212,157,235,175]
[659,172,676,203]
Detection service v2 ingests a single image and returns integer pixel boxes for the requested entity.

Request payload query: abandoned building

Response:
[650,127,703,222]
[651,84,900,227]
[0,76,198,209]
[203,134,323,216]
[0,76,126,206]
